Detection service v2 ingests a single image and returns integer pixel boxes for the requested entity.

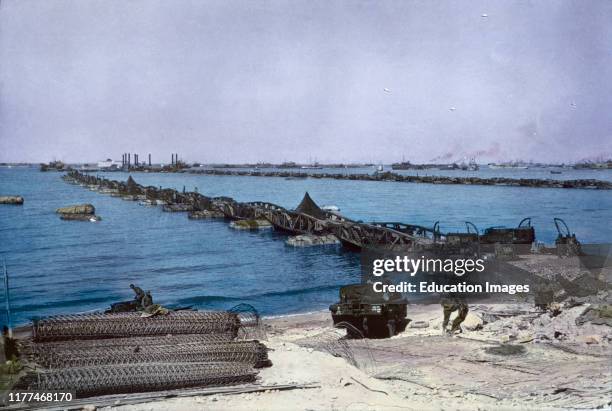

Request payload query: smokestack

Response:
[128,153,131,166]
[135,154,138,166]
[148,153,151,166]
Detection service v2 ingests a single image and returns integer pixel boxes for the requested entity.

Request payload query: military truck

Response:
[329,283,408,338]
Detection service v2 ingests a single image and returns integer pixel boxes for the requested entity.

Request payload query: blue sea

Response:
[1,166,611,326]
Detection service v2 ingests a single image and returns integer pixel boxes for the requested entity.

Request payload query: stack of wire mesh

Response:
[17,305,271,398]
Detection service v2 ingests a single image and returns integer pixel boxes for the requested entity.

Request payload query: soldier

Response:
[441,295,469,334]
[141,290,153,309]
[130,284,145,304]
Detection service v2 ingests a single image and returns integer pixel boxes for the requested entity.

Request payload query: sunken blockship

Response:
[189,168,612,190]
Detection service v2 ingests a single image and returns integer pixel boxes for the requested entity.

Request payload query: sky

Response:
[1,0,611,164]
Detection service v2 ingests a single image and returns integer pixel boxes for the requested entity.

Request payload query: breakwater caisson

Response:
[187,169,612,190]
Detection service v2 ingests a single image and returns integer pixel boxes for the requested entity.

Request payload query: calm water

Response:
[1,167,611,326]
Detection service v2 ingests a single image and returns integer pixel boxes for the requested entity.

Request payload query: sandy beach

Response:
[102,302,611,411]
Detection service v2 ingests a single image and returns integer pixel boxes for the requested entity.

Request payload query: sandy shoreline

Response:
[98,303,611,411]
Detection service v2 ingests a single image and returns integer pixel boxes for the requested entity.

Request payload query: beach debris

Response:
[484,344,526,356]
[350,376,388,395]
[286,234,340,247]
[575,305,612,327]
[462,313,484,331]
[558,273,609,298]
[409,321,429,329]
[0,195,24,205]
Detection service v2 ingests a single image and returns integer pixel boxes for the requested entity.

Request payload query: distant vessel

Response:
[488,162,529,170]
[301,159,322,169]
[439,163,459,170]
[391,155,418,170]
[460,158,479,171]
[301,164,322,170]
[97,158,122,170]
[391,161,413,170]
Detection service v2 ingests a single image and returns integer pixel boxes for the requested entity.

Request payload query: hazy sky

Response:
[1,0,611,164]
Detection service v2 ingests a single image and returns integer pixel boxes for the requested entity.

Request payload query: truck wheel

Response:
[387,320,396,337]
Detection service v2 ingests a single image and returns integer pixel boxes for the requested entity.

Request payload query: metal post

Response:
[3,260,12,338]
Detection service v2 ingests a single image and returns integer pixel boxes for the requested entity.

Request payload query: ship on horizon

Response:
[488,161,529,169]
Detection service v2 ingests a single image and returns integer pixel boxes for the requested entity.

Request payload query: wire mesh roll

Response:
[17,362,258,398]
[23,333,237,356]
[32,311,240,342]
[32,340,270,369]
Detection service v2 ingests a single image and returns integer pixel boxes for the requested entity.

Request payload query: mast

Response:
[3,260,12,338]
